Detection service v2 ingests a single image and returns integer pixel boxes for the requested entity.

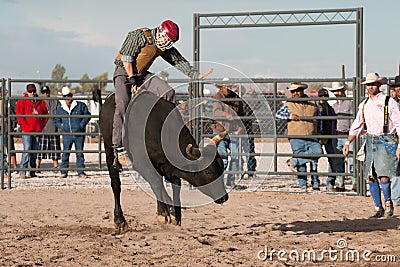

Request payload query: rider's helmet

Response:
[155,20,179,50]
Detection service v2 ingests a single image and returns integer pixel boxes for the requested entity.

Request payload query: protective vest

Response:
[286,100,318,136]
[115,28,164,74]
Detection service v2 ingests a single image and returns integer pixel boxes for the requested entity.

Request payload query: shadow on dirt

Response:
[274,217,400,235]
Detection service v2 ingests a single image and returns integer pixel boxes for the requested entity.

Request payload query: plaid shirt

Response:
[115,28,198,79]
[275,104,291,120]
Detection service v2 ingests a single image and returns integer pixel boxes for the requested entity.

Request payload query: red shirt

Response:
[16,93,48,132]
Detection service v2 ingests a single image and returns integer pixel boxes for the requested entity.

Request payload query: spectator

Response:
[212,79,245,186]
[317,88,344,192]
[343,72,400,218]
[36,86,61,171]
[232,84,257,178]
[328,82,356,191]
[390,87,397,100]
[389,75,400,206]
[16,84,48,178]
[275,82,323,191]
[55,87,90,179]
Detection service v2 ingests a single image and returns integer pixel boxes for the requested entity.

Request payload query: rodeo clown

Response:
[112,19,212,172]
[343,73,400,218]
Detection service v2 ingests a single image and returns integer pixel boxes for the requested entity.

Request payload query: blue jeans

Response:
[364,134,397,180]
[324,138,345,188]
[242,137,256,172]
[61,135,85,176]
[19,135,39,176]
[289,138,322,188]
[217,136,239,185]
[392,174,400,205]
[337,137,356,187]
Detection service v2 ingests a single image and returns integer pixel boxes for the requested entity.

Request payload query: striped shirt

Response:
[115,28,199,79]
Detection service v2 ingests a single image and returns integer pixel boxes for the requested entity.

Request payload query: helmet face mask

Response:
[155,20,179,51]
[155,26,174,50]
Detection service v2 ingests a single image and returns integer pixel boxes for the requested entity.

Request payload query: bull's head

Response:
[184,131,229,204]
[185,131,228,160]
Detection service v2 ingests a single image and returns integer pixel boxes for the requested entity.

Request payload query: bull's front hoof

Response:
[157,215,169,224]
[114,221,129,235]
[170,215,181,226]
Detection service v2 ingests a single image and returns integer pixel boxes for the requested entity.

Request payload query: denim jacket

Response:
[55,100,90,133]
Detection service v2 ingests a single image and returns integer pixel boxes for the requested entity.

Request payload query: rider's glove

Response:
[128,75,136,85]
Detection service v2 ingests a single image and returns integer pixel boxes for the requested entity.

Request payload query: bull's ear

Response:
[185,144,201,160]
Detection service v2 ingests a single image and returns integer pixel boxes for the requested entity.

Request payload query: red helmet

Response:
[161,20,179,42]
[155,20,179,50]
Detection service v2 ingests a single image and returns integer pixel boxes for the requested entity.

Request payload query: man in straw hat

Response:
[212,78,246,187]
[327,81,356,192]
[275,82,323,191]
[343,72,400,218]
[388,75,400,207]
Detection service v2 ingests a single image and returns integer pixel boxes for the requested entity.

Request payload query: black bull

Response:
[98,91,228,232]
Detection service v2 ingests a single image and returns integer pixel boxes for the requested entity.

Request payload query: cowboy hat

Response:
[286,82,308,91]
[58,86,76,96]
[215,77,233,89]
[361,72,388,85]
[389,75,400,87]
[326,81,348,91]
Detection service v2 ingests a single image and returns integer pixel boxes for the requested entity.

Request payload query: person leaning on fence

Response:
[275,82,323,191]
[212,80,246,187]
[36,85,61,172]
[16,83,48,179]
[328,81,356,192]
[54,87,90,179]
[343,72,400,218]
[317,88,345,192]
[388,75,400,206]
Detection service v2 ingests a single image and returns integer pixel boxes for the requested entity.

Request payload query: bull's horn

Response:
[211,131,228,145]
[185,143,201,160]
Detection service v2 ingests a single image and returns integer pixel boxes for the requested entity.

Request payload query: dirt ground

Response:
[0,186,399,266]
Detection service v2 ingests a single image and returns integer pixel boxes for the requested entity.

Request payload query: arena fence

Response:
[1,77,385,196]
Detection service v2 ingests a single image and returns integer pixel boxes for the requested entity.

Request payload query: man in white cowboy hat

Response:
[388,75,400,206]
[275,82,323,191]
[327,81,356,192]
[343,72,400,218]
[55,87,91,179]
